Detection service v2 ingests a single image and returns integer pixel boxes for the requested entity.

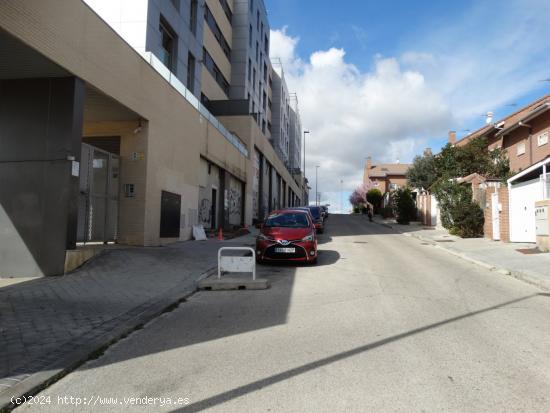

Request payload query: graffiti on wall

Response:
[198,198,211,226]
[228,176,243,226]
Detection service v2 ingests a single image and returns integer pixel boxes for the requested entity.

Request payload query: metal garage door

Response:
[509,178,543,243]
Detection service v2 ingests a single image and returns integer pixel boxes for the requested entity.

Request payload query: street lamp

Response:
[315,165,320,206]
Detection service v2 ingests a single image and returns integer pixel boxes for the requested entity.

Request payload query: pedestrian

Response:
[366,201,374,222]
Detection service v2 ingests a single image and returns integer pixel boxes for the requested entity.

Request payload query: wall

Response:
[198,157,221,229]
[484,186,510,242]
[0,0,247,247]
[82,120,149,245]
[0,77,84,277]
[503,111,550,173]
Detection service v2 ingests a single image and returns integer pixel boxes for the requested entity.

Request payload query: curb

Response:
[375,221,550,292]
[0,265,217,412]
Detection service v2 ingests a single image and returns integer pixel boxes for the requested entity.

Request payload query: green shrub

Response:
[432,180,484,238]
[353,206,361,214]
[366,189,383,213]
[394,188,416,225]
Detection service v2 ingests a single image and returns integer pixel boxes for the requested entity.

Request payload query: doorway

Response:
[211,188,217,229]
[491,192,500,241]
[77,143,120,243]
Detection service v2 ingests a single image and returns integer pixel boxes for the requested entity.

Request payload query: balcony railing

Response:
[142,52,249,157]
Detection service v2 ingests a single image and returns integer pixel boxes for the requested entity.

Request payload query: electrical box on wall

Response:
[536,206,549,236]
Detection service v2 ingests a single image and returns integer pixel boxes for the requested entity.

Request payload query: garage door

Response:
[509,178,543,243]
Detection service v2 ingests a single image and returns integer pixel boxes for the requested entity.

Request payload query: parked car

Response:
[256,210,317,264]
[306,206,325,233]
[320,205,329,219]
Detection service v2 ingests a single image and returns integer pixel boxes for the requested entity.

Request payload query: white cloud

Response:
[399,0,550,121]
[270,29,451,195]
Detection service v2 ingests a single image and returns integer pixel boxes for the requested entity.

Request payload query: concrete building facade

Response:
[289,95,302,174]
[270,63,291,167]
[229,0,270,135]
[0,0,304,278]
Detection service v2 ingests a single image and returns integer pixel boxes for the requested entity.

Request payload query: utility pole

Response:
[302,130,310,205]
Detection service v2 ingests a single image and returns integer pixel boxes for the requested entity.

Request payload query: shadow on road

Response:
[170,292,546,413]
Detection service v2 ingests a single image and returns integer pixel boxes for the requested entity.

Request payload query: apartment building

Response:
[289,95,302,174]
[270,62,291,167]
[228,0,271,134]
[0,0,305,277]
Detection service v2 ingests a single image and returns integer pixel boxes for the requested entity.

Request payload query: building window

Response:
[250,0,254,13]
[538,132,549,147]
[264,34,269,54]
[262,120,266,134]
[248,59,252,83]
[263,91,267,111]
[256,10,260,30]
[159,18,176,71]
[187,52,196,91]
[189,0,198,35]
[517,142,526,156]
[201,93,210,106]
[218,0,233,23]
[252,68,256,90]
[256,41,259,62]
[249,24,253,48]
[204,5,232,59]
[263,63,267,82]
[202,48,230,95]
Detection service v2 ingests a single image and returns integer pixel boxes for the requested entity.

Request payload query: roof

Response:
[367,163,411,178]
[508,155,550,185]
[495,102,550,137]
[455,93,550,146]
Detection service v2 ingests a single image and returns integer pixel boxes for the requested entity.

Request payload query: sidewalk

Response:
[374,217,550,290]
[0,230,257,410]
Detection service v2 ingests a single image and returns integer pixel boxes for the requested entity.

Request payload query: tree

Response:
[393,188,416,225]
[366,188,383,212]
[434,137,510,181]
[407,153,438,190]
[349,190,365,208]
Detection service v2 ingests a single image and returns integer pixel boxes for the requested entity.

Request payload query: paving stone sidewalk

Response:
[0,232,256,409]
[374,217,550,290]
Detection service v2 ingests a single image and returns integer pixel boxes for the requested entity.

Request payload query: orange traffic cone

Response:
[217,227,224,241]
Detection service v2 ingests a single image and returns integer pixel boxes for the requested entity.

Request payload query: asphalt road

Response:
[16,215,550,412]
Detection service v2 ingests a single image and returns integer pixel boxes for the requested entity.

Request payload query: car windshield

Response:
[264,213,309,228]
[308,207,321,219]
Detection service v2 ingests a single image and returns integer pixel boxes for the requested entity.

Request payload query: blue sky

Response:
[265,0,550,211]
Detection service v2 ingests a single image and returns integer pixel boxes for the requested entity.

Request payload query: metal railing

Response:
[142,52,249,158]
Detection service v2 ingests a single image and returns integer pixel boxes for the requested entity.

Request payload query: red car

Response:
[256,210,318,264]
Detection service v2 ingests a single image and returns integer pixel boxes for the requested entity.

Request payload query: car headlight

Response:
[302,233,314,242]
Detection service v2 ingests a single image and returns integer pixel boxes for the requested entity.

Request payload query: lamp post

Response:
[315,165,320,206]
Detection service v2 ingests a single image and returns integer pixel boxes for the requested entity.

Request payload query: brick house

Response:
[452,94,550,243]
[363,157,411,194]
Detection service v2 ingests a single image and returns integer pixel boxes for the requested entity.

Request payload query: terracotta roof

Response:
[368,163,411,177]
[456,93,550,146]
